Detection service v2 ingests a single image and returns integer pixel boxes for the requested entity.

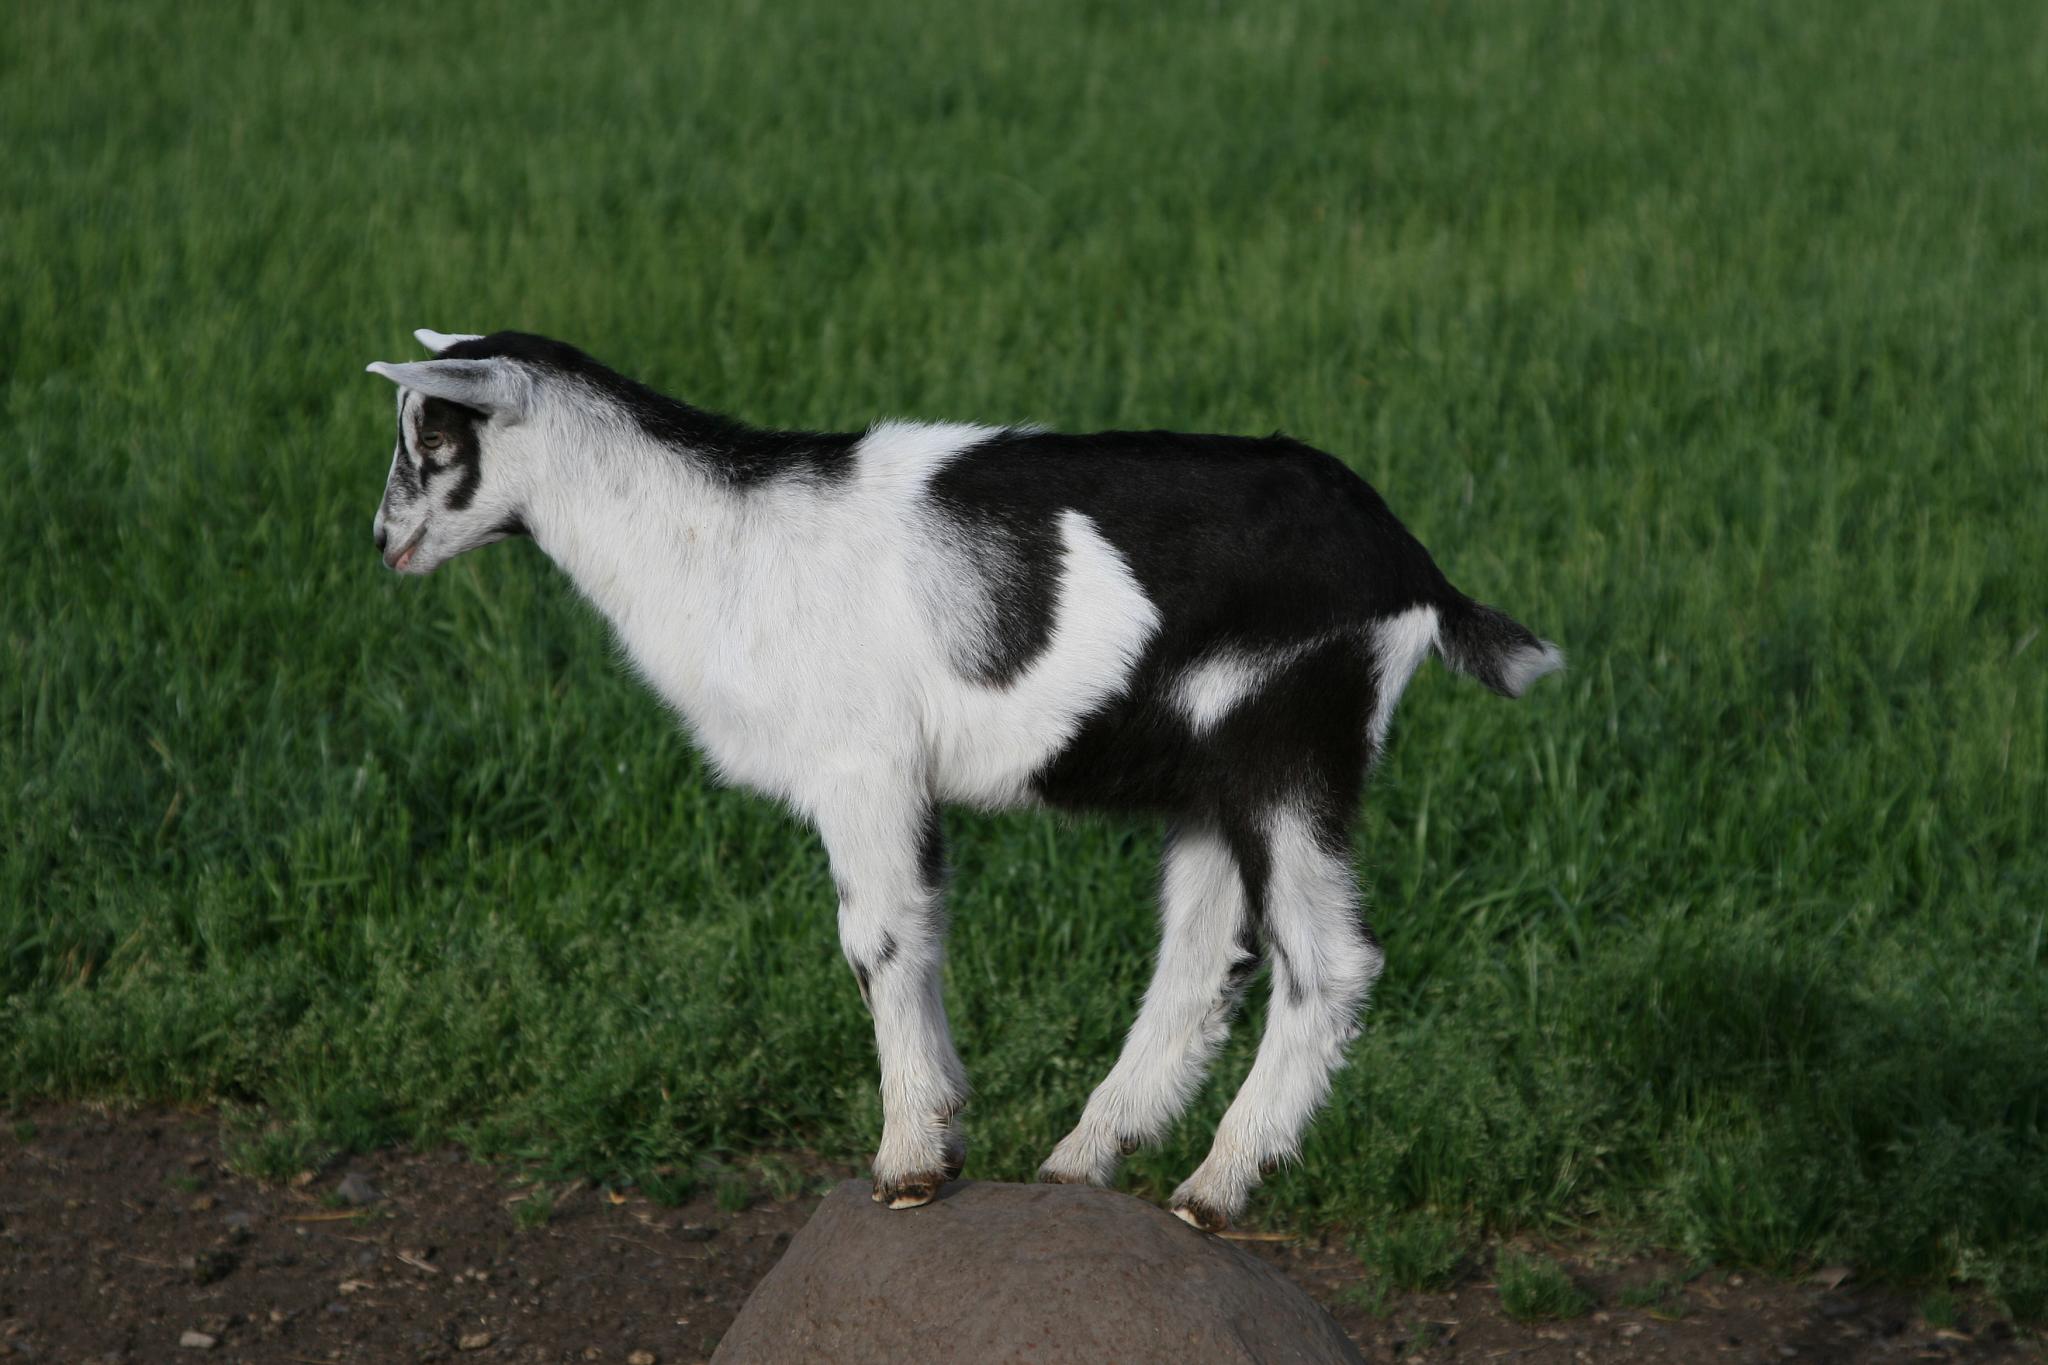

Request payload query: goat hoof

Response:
[940,1144,966,1183]
[1170,1198,1230,1233]
[873,1172,946,1209]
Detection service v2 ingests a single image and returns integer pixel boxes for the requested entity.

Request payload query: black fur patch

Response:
[917,808,946,893]
[1224,817,1275,945]
[921,427,1433,842]
[911,424,1455,1020]
[930,427,1452,673]
[849,928,903,1013]
[1268,938,1305,1009]
[1224,917,1264,996]
[440,331,859,487]
[923,491,1061,685]
[414,397,487,511]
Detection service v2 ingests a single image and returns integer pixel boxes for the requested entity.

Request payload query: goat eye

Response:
[418,431,445,452]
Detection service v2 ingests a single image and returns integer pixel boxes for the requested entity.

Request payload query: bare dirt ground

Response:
[1,1104,2036,1363]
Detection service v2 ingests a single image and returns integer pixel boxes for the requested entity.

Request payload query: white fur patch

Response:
[507,403,1159,816]
[1368,605,1439,749]
[858,419,1000,492]
[1170,652,1265,733]
[1170,638,1336,735]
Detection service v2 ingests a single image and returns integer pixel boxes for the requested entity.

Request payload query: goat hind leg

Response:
[1039,825,1255,1186]
[1170,806,1382,1231]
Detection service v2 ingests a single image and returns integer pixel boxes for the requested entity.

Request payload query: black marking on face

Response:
[436,331,861,487]
[873,931,899,972]
[414,397,487,511]
[489,514,531,540]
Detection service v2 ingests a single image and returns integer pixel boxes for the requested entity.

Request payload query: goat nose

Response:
[374,523,389,553]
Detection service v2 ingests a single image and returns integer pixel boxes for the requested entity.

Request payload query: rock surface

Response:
[711,1180,1364,1363]
[332,1171,382,1207]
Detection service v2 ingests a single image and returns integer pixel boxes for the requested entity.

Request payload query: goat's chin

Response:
[397,547,459,575]
[402,536,508,575]
[385,537,441,575]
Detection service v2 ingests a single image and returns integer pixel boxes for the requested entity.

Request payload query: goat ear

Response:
[414,328,483,354]
[365,358,531,420]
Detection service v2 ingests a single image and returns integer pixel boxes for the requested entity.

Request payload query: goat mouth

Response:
[385,525,428,572]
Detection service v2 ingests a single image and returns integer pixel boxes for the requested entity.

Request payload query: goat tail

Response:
[1432,593,1565,699]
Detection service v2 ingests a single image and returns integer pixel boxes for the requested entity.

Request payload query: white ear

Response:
[415,328,483,353]
[365,358,530,420]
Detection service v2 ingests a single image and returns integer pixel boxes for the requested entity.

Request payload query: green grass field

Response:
[6,0,2045,1317]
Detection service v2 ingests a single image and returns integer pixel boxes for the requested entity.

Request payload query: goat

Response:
[365,328,1563,1230]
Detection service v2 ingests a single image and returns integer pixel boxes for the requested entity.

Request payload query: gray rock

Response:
[712,1180,1362,1364]
[333,1171,381,1207]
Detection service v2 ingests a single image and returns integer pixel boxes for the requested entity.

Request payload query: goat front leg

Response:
[813,790,968,1208]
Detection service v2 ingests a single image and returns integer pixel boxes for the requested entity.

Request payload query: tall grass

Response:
[4,0,2044,1313]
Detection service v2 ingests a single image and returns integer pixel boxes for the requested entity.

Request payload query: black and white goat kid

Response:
[366,330,1563,1231]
